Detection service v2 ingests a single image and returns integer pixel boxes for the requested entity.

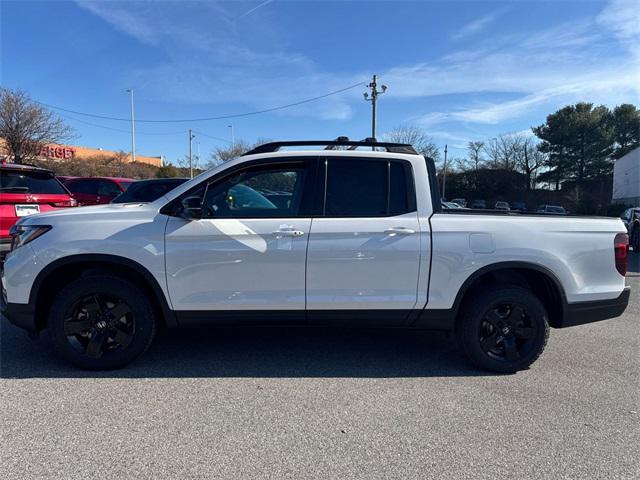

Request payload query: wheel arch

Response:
[451,261,568,329]
[30,254,177,331]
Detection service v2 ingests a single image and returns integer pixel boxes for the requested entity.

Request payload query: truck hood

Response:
[19,202,158,224]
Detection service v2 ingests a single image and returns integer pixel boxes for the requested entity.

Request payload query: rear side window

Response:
[67,179,98,194]
[98,180,123,197]
[114,180,186,203]
[323,159,415,217]
[0,170,67,194]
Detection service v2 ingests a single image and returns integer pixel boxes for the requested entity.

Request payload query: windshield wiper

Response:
[0,186,30,192]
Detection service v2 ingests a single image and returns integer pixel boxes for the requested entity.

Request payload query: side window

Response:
[98,180,122,197]
[201,165,307,218]
[324,159,415,217]
[68,179,98,194]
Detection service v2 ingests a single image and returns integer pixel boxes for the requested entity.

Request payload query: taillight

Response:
[52,198,78,207]
[614,233,629,276]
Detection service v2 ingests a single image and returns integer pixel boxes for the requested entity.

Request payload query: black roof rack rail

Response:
[243,137,419,156]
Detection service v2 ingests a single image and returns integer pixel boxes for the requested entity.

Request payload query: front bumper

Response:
[561,286,631,328]
[0,274,37,333]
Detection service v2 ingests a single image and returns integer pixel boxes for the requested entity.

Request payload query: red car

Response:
[1,163,77,259]
[62,176,134,206]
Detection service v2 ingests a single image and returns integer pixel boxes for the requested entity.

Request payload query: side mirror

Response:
[181,195,203,220]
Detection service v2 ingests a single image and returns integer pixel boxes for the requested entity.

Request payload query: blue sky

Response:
[2,0,639,164]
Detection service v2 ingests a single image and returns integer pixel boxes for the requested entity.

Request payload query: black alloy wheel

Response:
[48,275,156,370]
[478,303,537,363]
[457,285,549,373]
[64,294,135,358]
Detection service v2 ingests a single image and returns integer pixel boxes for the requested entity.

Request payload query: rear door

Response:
[66,179,99,205]
[164,158,317,316]
[305,157,421,324]
[97,180,123,204]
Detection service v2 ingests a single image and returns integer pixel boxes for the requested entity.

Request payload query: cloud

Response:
[75,0,639,127]
[451,12,500,41]
[75,0,358,120]
[408,0,640,127]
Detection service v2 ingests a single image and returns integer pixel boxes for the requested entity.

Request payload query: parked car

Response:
[63,177,134,206]
[442,201,465,209]
[112,178,188,204]
[450,198,467,207]
[1,163,76,260]
[470,199,486,209]
[536,205,567,215]
[1,138,630,373]
[494,201,510,211]
[511,201,527,213]
[620,207,640,250]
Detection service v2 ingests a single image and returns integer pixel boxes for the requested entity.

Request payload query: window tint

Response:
[98,180,122,197]
[324,159,414,217]
[389,162,411,216]
[67,179,98,194]
[0,170,67,194]
[201,166,306,218]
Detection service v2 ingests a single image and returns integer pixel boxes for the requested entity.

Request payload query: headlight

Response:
[9,224,52,251]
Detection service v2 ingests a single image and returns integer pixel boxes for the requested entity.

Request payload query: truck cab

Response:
[1,139,630,372]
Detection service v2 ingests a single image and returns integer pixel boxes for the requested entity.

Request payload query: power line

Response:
[57,111,186,136]
[36,81,366,124]
[192,130,232,143]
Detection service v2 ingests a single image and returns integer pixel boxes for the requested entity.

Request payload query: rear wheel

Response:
[48,275,156,370]
[456,285,549,373]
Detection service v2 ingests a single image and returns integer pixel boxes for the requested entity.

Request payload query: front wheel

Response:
[456,285,549,373]
[48,275,157,370]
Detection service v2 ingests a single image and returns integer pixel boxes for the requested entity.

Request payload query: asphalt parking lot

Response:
[1,254,638,479]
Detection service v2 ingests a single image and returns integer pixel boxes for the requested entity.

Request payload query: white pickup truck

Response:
[1,139,631,372]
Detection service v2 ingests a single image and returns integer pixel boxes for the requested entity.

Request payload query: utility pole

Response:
[363,74,387,142]
[442,144,448,200]
[188,129,195,179]
[228,125,234,150]
[126,89,136,163]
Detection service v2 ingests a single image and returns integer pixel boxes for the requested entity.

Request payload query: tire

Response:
[456,285,550,373]
[48,275,156,370]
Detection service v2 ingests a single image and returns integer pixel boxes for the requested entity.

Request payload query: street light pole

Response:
[363,74,387,143]
[228,125,234,150]
[188,129,195,179]
[442,144,448,200]
[126,89,136,163]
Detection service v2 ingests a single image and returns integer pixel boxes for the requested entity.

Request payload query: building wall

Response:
[613,147,640,205]
[0,139,162,167]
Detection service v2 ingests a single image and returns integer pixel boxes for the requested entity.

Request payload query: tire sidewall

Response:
[48,276,156,370]
[458,286,549,373]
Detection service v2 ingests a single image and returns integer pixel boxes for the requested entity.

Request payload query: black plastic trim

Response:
[243,140,418,156]
[175,310,414,327]
[424,156,441,213]
[28,254,177,328]
[561,287,630,328]
[1,299,36,333]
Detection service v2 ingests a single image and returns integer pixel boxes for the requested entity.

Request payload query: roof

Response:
[243,138,419,156]
[0,162,54,175]
[63,176,135,183]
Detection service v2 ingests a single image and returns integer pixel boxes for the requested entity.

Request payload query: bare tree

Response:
[208,138,272,167]
[484,134,522,171]
[0,88,74,164]
[516,137,545,190]
[383,125,440,160]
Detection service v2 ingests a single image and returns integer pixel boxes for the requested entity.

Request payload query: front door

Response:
[164,159,316,316]
[305,157,421,323]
